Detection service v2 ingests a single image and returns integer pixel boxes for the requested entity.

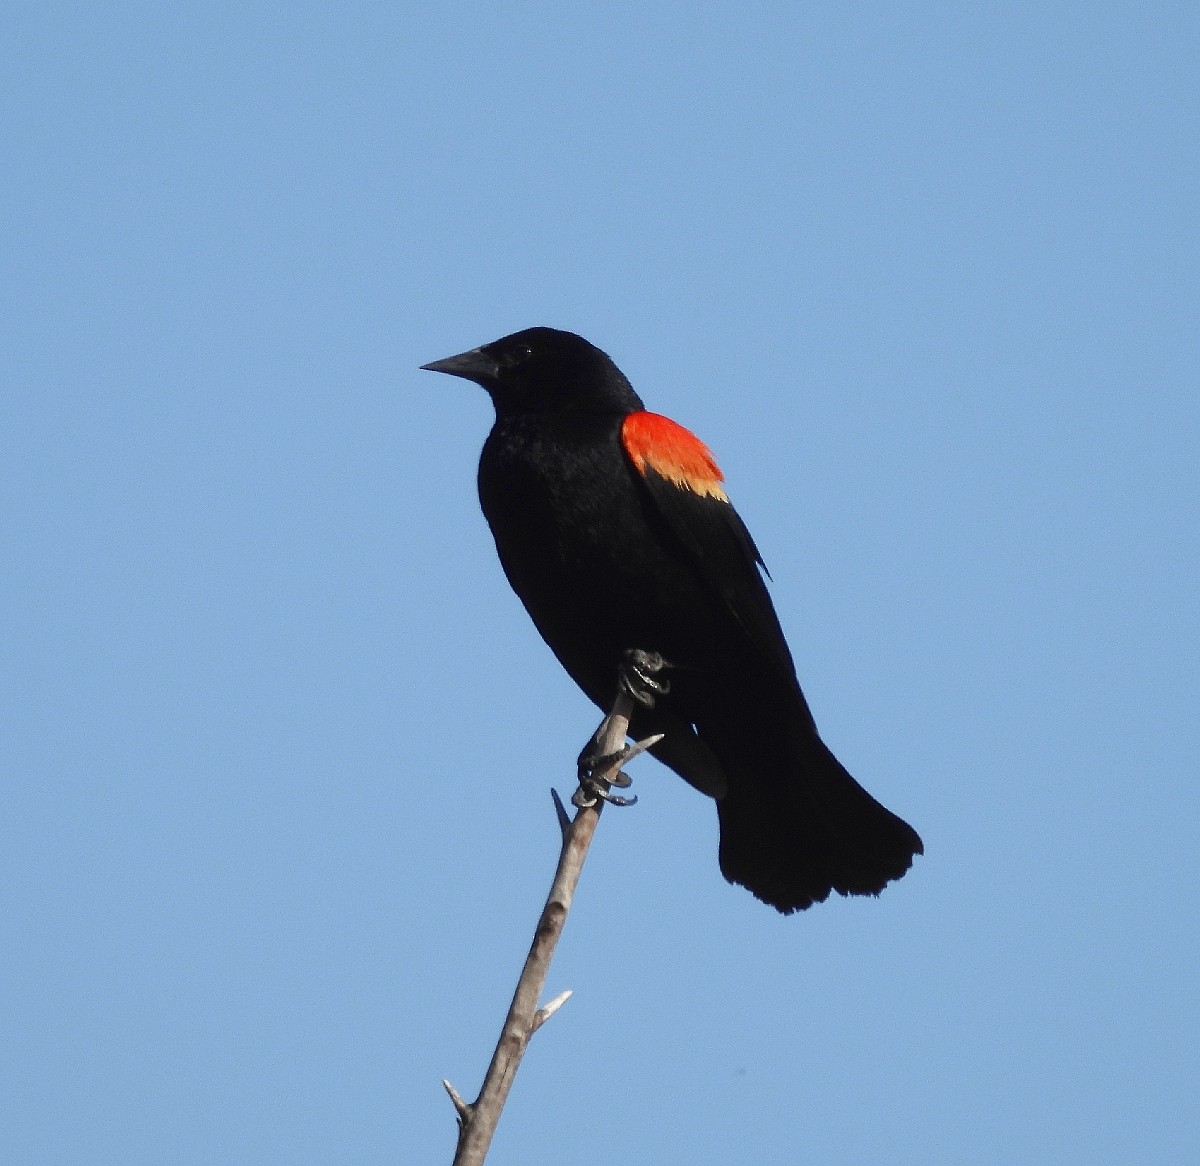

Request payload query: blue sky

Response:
[4,4,1197,1163]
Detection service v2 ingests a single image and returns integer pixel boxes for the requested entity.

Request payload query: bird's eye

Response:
[501,343,534,371]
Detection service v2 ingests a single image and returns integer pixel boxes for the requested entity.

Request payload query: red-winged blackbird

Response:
[422,327,922,913]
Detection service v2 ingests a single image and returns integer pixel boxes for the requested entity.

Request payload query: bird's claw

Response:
[620,649,673,708]
[570,651,671,810]
[576,743,643,806]
[576,743,631,783]
[572,775,638,809]
[574,743,637,808]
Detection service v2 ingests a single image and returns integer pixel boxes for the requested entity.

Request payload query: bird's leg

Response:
[573,650,672,808]
[619,648,673,707]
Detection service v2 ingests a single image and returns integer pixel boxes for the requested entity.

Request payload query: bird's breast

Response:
[476,413,719,692]
[478,415,641,579]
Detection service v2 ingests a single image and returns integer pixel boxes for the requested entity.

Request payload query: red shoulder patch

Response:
[621,412,728,501]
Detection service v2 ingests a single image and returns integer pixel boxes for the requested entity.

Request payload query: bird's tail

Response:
[713,717,922,914]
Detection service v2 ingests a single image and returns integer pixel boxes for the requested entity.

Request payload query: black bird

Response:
[421,327,922,913]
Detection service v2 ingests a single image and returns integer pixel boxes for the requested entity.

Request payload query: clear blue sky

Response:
[5,4,1197,1163]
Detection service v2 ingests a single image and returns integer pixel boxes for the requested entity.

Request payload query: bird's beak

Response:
[420,346,499,385]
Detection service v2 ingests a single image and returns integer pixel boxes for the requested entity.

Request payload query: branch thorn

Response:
[442,1078,472,1124]
[621,732,664,765]
[550,788,572,837]
[532,989,573,1032]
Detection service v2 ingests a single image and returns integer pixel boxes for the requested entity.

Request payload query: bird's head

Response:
[421,326,643,415]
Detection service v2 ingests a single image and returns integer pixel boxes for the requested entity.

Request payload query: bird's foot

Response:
[619,649,673,708]
[573,724,667,809]
[570,652,671,809]
[574,730,637,808]
[572,769,637,809]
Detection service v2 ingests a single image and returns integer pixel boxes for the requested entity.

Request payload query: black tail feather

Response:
[714,729,922,914]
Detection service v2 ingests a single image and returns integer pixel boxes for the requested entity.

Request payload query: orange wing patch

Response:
[621,412,728,501]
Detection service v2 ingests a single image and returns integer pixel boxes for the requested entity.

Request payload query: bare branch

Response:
[446,682,647,1166]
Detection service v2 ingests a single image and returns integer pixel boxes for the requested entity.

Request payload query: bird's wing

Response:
[620,411,798,685]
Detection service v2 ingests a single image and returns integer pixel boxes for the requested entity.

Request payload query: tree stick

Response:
[443,685,658,1165]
